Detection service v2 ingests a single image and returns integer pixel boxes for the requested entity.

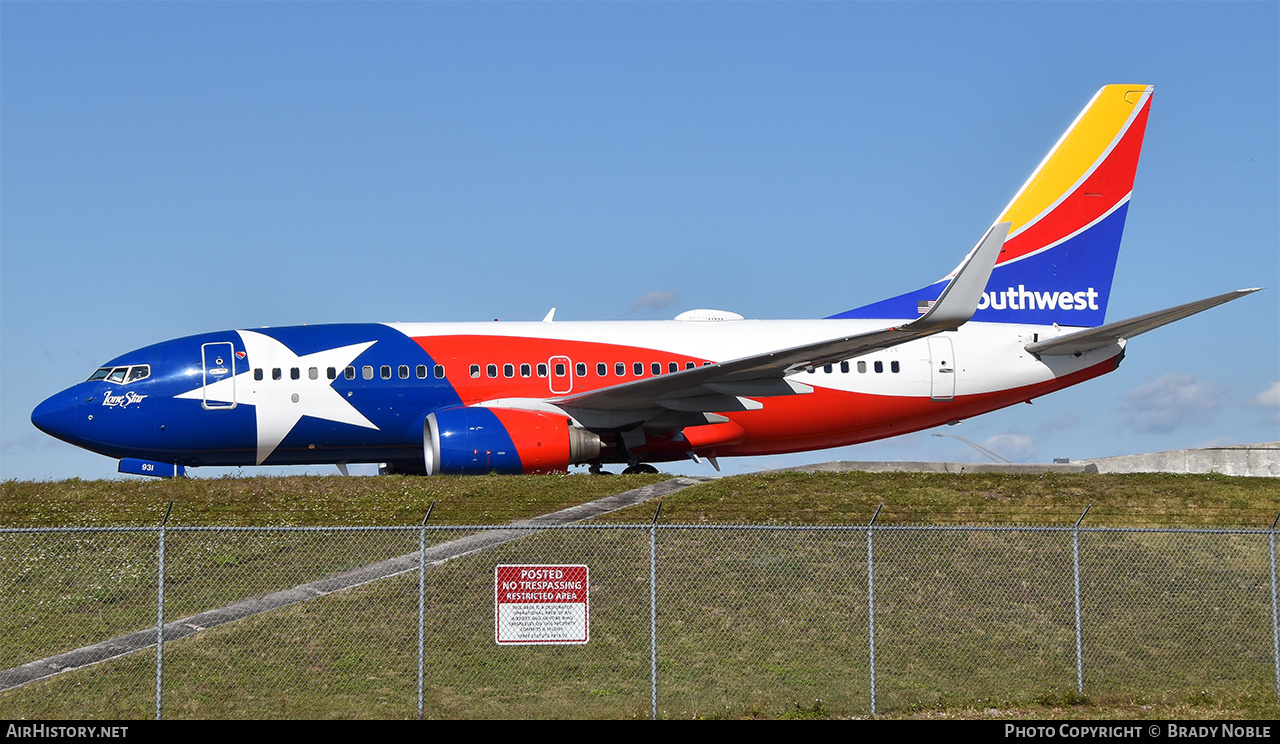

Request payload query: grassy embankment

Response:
[2,471,1277,719]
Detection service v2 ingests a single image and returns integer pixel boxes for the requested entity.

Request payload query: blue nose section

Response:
[31,387,86,445]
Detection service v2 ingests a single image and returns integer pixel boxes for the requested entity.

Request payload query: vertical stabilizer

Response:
[834,85,1153,327]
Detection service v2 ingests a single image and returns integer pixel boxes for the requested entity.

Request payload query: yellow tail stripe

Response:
[998,85,1149,234]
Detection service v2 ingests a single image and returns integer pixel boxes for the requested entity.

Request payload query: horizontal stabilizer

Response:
[1025,288,1262,356]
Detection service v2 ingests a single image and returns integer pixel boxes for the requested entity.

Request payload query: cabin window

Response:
[615,362,625,376]
[633,362,644,376]
[669,362,679,373]
[362,365,374,380]
[272,368,283,381]
[434,364,446,379]
[537,363,548,377]
[520,363,530,378]
[823,364,833,374]
[328,367,337,380]
[504,364,515,378]
[487,364,497,378]
[309,367,319,380]
[469,364,481,379]
[597,362,607,376]
[576,362,587,377]
[254,368,264,381]
[555,363,566,376]
[289,367,299,380]
[858,361,867,373]
[840,361,850,373]
[381,365,392,380]
[651,362,661,375]
[345,366,356,380]
[399,365,410,379]
[874,361,883,373]
[891,361,900,373]
[416,365,427,379]
[686,362,696,370]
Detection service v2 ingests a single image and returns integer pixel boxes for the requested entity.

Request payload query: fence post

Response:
[1270,510,1279,703]
[418,502,433,720]
[867,503,882,716]
[650,500,662,720]
[155,501,172,721]
[1073,505,1090,697]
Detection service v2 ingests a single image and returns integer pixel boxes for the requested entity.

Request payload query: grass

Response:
[1,470,1277,719]
[0,472,667,527]
[599,470,1280,527]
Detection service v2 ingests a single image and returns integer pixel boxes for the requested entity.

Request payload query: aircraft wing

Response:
[551,222,1009,425]
[1024,288,1262,357]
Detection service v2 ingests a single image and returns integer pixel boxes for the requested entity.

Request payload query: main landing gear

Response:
[587,462,659,475]
[621,463,659,475]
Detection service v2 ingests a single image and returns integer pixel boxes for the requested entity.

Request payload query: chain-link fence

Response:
[2,521,1277,718]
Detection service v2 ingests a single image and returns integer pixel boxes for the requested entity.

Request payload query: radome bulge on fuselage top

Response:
[31,85,1260,477]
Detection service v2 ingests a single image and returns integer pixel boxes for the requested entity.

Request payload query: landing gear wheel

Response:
[622,463,659,475]
[588,463,614,476]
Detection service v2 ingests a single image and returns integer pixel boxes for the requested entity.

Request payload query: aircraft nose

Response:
[31,387,86,444]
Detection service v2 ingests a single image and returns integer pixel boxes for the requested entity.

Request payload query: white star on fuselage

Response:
[176,330,379,464]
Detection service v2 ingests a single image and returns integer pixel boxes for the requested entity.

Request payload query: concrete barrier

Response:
[764,442,1279,478]
[1073,442,1279,477]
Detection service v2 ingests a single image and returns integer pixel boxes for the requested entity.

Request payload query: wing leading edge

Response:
[550,222,1010,427]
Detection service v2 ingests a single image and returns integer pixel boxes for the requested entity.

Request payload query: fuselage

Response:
[30,317,1123,473]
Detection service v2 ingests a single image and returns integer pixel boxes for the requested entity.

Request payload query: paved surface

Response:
[1,476,710,691]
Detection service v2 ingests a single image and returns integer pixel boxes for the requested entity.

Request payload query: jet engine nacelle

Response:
[424,407,601,475]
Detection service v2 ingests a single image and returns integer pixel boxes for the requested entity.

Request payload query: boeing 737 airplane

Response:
[32,85,1260,477]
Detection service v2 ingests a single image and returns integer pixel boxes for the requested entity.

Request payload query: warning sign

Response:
[494,564,589,645]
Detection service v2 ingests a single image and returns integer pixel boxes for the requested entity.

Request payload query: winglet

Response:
[905,221,1010,331]
[542,308,556,323]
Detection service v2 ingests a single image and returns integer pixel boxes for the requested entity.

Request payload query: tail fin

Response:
[833,84,1154,327]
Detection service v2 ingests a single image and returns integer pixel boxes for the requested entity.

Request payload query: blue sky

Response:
[2,2,1277,481]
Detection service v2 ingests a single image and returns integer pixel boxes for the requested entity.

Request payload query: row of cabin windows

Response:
[806,360,900,374]
[467,360,709,380]
[252,365,447,382]
[251,361,709,384]
[248,359,900,383]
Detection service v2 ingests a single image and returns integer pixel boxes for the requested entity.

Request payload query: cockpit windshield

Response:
[87,364,151,384]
